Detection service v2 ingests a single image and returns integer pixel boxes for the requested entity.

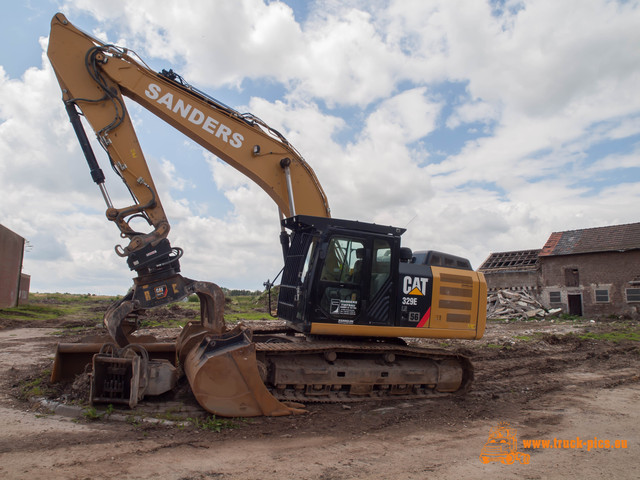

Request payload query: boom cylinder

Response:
[64,102,113,207]
[280,158,296,217]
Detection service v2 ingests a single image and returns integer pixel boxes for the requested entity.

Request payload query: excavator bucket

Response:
[50,340,176,383]
[180,326,305,417]
[51,276,301,417]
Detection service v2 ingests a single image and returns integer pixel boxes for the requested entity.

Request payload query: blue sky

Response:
[1,0,639,294]
[0,2,53,77]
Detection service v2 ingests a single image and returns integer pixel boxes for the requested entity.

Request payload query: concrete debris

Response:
[487,290,562,321]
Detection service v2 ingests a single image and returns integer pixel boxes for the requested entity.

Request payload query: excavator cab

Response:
[278,215,402,333]
[278,215,487,340]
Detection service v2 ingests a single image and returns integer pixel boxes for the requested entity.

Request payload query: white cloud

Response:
[241,90,441,223]
[364,88,442,143]
[2,0,640,294]
[586,148,640,174]
[63,0,305,88]
[446,100,499,129]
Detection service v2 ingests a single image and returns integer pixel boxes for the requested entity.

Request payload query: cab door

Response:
[315,236,366,324]
[365,238,394,325]
[312,235,395,326]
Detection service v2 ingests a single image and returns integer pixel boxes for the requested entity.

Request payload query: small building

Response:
[479,222,640,318]
[478,249,540,293]
[538,222,640,318]
[0,224,30,308]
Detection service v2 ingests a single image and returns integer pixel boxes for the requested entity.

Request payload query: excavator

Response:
[47,13,487,417]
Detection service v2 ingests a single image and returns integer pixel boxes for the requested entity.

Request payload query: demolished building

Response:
[480,222,640,318]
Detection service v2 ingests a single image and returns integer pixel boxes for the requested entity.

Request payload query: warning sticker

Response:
[330,299,357,316]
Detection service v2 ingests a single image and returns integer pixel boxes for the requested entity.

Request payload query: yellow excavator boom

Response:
[48,12,329,259]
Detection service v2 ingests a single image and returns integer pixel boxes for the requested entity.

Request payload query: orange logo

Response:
[480,422,530,465]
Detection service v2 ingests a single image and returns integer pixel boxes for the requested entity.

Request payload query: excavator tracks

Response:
[176,323,474,416]
[255,339,473,403]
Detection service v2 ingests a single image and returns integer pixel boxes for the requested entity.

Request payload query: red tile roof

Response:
[538,222,640,257]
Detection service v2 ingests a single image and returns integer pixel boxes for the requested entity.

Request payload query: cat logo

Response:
[402,276,429,295]
[154,285,169,299]
[143,284,174,301]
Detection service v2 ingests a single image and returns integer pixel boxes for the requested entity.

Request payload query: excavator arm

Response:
[48,12,329,266]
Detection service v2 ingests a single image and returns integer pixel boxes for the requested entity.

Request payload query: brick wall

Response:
[539,250,640,318]
[0,224,26,308]
[482,269,539,293]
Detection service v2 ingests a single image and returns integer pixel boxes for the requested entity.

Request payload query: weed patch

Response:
[187,415,238,432]
[513,333,545,342]
[578,330,640,343]
[224,295,271,322]
[18,369,53,400]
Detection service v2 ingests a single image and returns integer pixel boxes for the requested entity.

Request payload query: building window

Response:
[549,291,562,303]
[564,268,579,287]
[594,289,609,303]
[627,288,640,302]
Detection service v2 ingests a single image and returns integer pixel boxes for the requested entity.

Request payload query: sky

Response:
[1,0,639,295]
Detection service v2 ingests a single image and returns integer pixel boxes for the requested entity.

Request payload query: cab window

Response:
[320,238,365,284]
[371,239,391,296]
[300,239,317,284]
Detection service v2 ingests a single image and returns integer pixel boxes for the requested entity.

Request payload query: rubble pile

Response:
[487,290,561,320]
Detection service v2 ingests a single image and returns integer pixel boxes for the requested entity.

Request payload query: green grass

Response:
[18,369,53,400]
[224,311,272,322]
[133,294,272,327]
[82,406,104,421]
[32,292,105,302]
[126,415,142,427]
[0,293,119,323]
[4,292,273,329]
[513,334,534,341]
[0,304,66,321]
[224,295,272,322]
[137,310,195,329]
[154,409,190,422]
[508,322,640,344]
[513,333,546,342]
[20,377,45,398]
[488,314,588,324]
[31,292,118,308]
[533,325,640,344]
[78,404,117,421]
[187,415,238,432]
[577,330,640,343]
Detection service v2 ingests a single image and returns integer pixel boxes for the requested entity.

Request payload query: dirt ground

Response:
[1,303,639,480]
